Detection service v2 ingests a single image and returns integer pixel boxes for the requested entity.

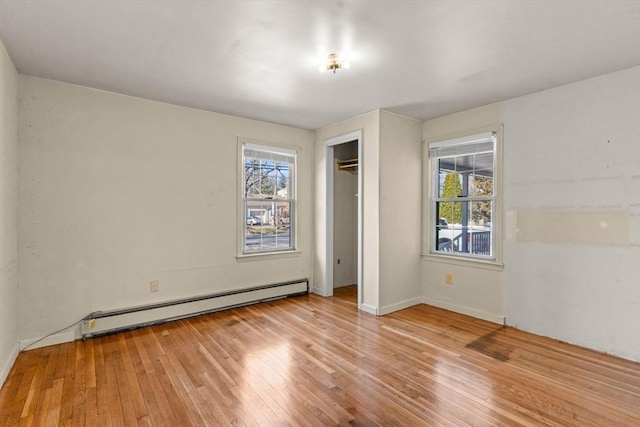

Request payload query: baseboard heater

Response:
[81,279,308,339]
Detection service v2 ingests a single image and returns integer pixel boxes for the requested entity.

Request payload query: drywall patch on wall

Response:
[515,210,630,246]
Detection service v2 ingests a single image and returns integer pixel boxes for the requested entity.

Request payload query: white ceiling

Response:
[1,0,639,130]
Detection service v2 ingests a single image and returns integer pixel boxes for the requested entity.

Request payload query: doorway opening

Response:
[324,130,362,309]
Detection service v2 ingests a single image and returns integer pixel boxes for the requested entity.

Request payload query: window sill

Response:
[237,250,302,262]
[421,252,504,271]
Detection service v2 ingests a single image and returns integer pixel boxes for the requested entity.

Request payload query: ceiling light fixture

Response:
[320,53,350,74]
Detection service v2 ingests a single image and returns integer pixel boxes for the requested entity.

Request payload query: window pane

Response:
[437,169,462,198]
[244,159,274,198]
[454,153,475,177]
[470,200,492,228]
[274,201,292,226]
[474,151,493,168]
[470,230,491,256]
[470,174,493,196]
[436,201,462,226]
[274,161,290,199]
[435,203,450,250]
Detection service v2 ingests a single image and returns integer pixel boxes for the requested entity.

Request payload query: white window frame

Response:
[423,125,503,266]
[238,139,297,257]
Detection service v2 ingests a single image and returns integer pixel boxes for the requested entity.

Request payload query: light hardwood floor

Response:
[1,285,639,426]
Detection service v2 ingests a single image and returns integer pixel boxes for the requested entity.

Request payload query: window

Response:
[241,142,296,254]
[429,131,496,259]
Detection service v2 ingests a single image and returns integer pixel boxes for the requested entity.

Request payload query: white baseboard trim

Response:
[360,303,378,315]
[422,297,505,325]
[19,331,76,351]
[0,343,19,388]
[311,286,331,297]
[379,297,423,316]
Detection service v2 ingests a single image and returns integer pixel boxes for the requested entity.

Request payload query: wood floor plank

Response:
[57,343,77,425]
[128,330,176,426]
[117,334,149,422]
[83,373,98,427]
[1,371,25,426]
[106,336,128,426]
[2,285,639,426]
[44,378,64,427]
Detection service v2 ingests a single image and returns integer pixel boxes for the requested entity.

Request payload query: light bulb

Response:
[318,53,350,73]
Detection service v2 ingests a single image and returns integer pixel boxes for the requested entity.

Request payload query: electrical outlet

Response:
[446,273,454,285]
[150,280,159,293]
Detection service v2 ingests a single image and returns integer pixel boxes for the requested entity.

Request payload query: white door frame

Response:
[324,130,363,309]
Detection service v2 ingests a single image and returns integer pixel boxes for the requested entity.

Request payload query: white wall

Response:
[0,38,19,386]
[333,161,357,288]
[422,104,506,324]
[314,110,379,311]
[18,76,314,346]
[315,110,422,315]
[502,66,640,361]
[421,67,640,361]
[378,111,422,314]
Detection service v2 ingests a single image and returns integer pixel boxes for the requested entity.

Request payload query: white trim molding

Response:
[379,297,423,316]
[422,297,505,325]
[311,286,331,297]
[19,331,76,352]
[360,303,378,315]
[0,343,19,388]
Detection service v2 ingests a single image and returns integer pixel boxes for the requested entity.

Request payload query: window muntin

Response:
[431,132,496,259]
[242,143,296,254]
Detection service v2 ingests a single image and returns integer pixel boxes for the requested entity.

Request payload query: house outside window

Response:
[241,142,296,254]
[429,131,497,259]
